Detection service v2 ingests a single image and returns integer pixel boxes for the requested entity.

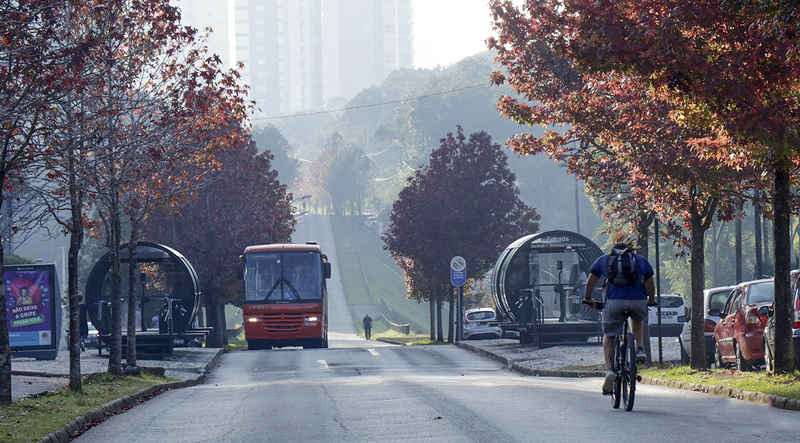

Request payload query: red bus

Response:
[238,242,331,349]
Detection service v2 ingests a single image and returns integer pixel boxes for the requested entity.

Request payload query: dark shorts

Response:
[602,298,648,336]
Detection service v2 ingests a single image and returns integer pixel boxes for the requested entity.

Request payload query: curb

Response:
[456,342,512,367]
[639,376,800,411]
[37,349,225,443]
[458,342,800,412]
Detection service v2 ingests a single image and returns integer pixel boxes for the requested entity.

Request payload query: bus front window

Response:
[244,251,322,301]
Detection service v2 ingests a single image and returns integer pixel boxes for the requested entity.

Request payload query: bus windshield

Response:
[244,251,322,301]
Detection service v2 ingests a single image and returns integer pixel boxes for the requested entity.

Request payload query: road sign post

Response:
[451,256,466,341]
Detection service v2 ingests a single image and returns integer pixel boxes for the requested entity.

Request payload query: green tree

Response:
[252,124,300,188]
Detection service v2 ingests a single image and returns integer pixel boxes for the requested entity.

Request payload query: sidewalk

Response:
[11,347,223,401]
[457,336,681,376]
[457,337,800,411]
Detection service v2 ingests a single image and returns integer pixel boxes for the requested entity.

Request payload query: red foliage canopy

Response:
[383,127,540,302]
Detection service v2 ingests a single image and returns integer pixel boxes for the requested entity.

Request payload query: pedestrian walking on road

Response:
[363,314,373,340]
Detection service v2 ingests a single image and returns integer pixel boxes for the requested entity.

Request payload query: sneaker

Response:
[602,370,615,394]
[636,347,647,364]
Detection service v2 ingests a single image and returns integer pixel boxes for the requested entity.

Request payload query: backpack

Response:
[607,248,642,286]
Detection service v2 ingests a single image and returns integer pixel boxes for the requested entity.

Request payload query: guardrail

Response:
[379,313,410,335]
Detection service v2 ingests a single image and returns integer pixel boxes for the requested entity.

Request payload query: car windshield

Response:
[660,296,684,308]
[467,311,495,321]
[747,281,774,304]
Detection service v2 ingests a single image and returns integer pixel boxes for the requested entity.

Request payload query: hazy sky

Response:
[414,1,497,69]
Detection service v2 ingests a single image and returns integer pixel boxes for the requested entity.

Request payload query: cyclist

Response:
[583,242,656,394]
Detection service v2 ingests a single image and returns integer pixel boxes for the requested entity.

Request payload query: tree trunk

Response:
[107,193,123,376]
[125,224,139,367]
[0,186,9,404]
[436,295,443,342]
[637,211,652,361]
[689,210,707,369]
[204,292,224,348]
[735,216,743,283]
[754,193,763,279]
[429,297,435,341]
[68,144,84,391]
[447,287,454,343]
[773,164,793,374]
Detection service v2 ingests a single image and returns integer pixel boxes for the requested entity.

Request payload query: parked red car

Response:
[712,278,774,371]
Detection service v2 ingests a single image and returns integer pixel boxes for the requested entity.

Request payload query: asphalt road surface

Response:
[74,344,800,443]
[73,216,800,442]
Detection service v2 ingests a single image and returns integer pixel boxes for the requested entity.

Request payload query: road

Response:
[74,344,800,443]
[73,215,800,442]
[292,213,362,346]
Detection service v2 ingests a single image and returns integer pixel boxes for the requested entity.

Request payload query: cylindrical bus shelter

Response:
[85,242,201,336]
[492,230,605,324]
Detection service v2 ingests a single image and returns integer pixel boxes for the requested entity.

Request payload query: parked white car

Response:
[463,308,502,340]
[649,294,689,337]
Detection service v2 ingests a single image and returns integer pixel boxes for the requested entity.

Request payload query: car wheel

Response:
[764,336,774,373]
[679,337,690,365]
[714,343,726,369]
[735,342,752,371]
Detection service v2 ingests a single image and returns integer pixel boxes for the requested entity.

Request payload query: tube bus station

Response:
[491,230,606,346]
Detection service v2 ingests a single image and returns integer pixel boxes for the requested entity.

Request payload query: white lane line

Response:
[368,349,380,356]
[317,360,329,369]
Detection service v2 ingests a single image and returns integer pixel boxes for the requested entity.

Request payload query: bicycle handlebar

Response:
[581,299,658,310]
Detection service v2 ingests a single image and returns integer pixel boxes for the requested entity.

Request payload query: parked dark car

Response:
[760,270,800,372]
[712,278,774,370]
[679,285,735,365]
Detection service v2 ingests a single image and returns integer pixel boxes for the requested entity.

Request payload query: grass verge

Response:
[640,364,800,400]
[329,215,430,335]
[1,371,177,443]
[225,329,248,352]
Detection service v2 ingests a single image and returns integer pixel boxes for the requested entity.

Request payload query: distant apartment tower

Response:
[178,0,413,118]
[230,0,324,117]
[322,0,414,103]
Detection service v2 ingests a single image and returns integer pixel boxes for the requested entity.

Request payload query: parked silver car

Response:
[462,308,502,340]
[679,285,735,365]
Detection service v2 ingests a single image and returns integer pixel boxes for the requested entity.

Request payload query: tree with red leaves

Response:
[383,128,540,342]
[0,0,98,402]
[488,0,769,368]
[142,136,294,348]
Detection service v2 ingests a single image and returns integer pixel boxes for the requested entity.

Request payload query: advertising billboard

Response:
[5,264,61,359]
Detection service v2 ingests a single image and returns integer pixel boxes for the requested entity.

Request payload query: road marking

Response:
[368,349,380,356]
[317,360,328,369]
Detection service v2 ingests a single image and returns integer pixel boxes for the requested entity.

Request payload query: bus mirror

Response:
[324,262,332,279]
[557,260,563,271]
[236,262,244,280]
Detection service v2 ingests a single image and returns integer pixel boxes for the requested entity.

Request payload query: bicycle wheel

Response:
[612,336,621,409]
[623,332,637,411]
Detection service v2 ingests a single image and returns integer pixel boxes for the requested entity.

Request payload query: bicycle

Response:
[584,300,651,411]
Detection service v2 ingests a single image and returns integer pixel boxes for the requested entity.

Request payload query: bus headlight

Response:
[246,317,261,322]
[305,316,319,326]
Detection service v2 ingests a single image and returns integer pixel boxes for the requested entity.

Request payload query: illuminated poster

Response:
[4,265,59,352]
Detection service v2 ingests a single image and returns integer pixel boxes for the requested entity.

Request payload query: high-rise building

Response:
[176,0,413,118]
[322,0,414,103]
